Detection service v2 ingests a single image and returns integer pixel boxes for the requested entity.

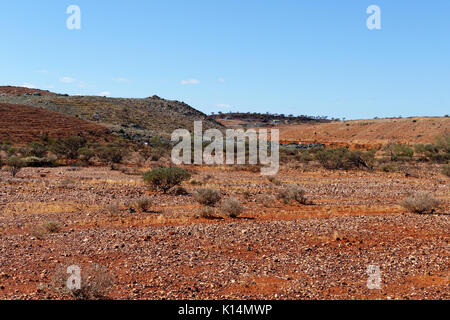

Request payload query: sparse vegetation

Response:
[143,167,191,193]
[197,206,216,219]
[105,203,122,216]
[194,188,221,207]
[267,176,282,185]
[129,197,153,212]
[220,198,243,218]
[315,148,374,170]
[96,144,127,164]
[6,156,25,177]
[50,136,87,160]
[52,264,114,300]
[42,221,61,233]
[442,164,450,177]
[278,185,308,205]
[401,192,441,214]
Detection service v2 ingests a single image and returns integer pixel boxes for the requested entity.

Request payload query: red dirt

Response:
[277,117,449,149]
[0,103,111,143]
[0,86,57,97]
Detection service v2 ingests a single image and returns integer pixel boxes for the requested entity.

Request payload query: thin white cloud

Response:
[180,79,200,85]
[38,69,49,74]
[217,77,225,83]
[77,81,87,88]
[112,77,129,83]
[23,83,36,89]
[99,91,111,96]
[60,77,76,83]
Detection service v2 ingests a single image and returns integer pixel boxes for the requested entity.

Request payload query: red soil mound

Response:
[0,103,110,144]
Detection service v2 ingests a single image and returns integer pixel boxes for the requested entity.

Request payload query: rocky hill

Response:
[0,86,223,143]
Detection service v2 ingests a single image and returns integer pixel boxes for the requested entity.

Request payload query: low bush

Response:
[42,221,61,233]
[194,188,221,206]
[256,194,277,208]
[22,156,57,167]
[6,156,25,177]
[197,206,216,219]
[278,185,308,205]
[96,145,127,164]
[386,143,414,162]
[52,264,114,300]
[27,142,48,158]
[220,198,243,218]
[143,167,191,193]
[50,136,86,159]
[377,161,402,172]
[442,164,450,177]
[129,197,153,212]
[315,148,374,170]
[401,192,441,214]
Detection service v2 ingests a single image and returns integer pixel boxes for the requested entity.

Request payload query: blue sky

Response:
[1,0,449,119]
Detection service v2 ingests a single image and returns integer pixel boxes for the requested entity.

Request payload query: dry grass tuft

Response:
[401,192,441,214]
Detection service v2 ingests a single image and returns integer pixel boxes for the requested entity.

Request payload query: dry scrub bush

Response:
[59,179,76,189]
[256,194,276,208]
[42,221,61,233]
[52,264,114,300]
[194,188,221,207]
[7,156,25,178]
[267,176,282,185]
[278,185,308,205]
[105,202,122,216]
[401,192,441,214]
[130,197,153,212]
[143,167,191,193]
[30,221,61,239]
[442,164,450,177]
[220,198,243,218]
[197,206,216,219]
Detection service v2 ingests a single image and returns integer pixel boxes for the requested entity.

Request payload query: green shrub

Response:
[27,142,47,158]
[50,136,86,159]
[401,192,440,214]
[96,145,127,164]
[143,167,191,193]
[220,198,243,218]
[315,148,373,170]
[194,188,221,206]
[386,143,414,162]
[78,147,96,162]
[22,156,57,167]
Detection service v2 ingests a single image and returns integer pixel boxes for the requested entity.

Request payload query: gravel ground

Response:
[0,166,448,300]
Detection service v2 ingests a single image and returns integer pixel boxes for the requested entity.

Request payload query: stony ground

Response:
[0,164,448,300]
